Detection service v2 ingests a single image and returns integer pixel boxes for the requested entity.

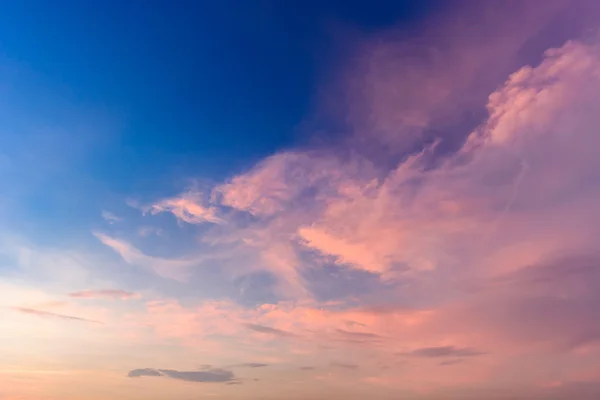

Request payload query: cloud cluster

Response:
[122,37,600,300]
[76,2,600,396]
[105,35,600,394]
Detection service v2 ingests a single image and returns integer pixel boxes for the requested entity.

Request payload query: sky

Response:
[2,1,600,399]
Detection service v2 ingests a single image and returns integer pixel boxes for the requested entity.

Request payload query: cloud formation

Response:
[122,30,600,396]
[68,289,139,300]
[400,346,485,358]
[101,210,122,224]
[233,363,268,368]
[10,307,102,324]
[243,323,296,338]
[127,367,235,383]
[6,2,600,400]
[149,191,222,224]
[331,362,359,370]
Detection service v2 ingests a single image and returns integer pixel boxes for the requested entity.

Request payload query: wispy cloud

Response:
[439,359,464,366]
[149,192,223,224]
[331,362,359,370]
[68,289,140,300]
[10,307,102,324]
[243,323,296,338]
[232,363,268,368]
[101,210,122,224]
[127,368,235,383]
[399,346,485,358]
[334,328,382,341]
[93,232,199,281]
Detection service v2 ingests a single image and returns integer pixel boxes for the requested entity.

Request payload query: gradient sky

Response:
[2,1,600,399]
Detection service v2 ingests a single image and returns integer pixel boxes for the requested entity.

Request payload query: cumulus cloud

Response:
[68,289,140,300]
[127,367,235,383]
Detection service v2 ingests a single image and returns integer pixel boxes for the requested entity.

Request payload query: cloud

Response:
[101,210,122,224]
[331,362,359,370]
[233,363,268,368]
[99,5,600,396]
[243,323,296,338]
[68,289,140,300]
[335,328,382,340]
[439,359,464,366]
[127,368,162,377]
[149,191,222,224]
[159,368,234,383]
[400,346,485,358]
[127,367,235,383]
[10,307,102,324]
[93,232,200,280]
[300,366,315,371]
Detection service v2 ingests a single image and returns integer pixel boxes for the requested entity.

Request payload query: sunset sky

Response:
[2,1,600,399]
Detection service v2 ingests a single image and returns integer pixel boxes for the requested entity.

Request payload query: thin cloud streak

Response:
[243,323,297,338]
[10,307,102,324]
[68,289,140,300]
[127,367,235,383]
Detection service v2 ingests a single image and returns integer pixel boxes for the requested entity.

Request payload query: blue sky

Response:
[0,0,434,240]
[3,1,600,400]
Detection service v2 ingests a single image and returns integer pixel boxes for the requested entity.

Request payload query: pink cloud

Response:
[68,289,140,300]
[149,191,222,224]
[10,307,102,324]
[87,5,600,396]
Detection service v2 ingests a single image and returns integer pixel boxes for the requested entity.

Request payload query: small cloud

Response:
[226,381,243,385]
[233,363,268,368]
[335,328,382,340]
[344,320,367,328]
[101,210,122,224]
[128,368,162,377]
[138,226,164,237]
[243,323,296,337]
[331,362,359,370]
[300,366,315,371]
[148,192,223,225]
[125,198,141,209]
[11,307,102,324]
[68,289,140,300]
[127,368,235,383]
[439,359,464,366]
[399,346,485,358]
